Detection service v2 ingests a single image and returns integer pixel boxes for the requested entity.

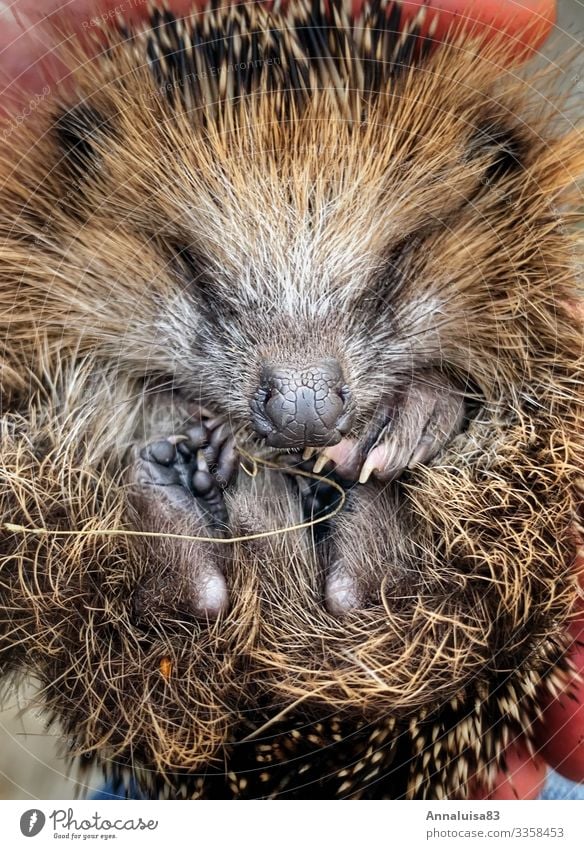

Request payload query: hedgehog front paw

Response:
[308,375,467,484]
[128,424,239,620]
[135,430,229,528]
[357,379,467,484]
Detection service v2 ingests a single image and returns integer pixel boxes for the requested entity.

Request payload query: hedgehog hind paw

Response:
[128,431,234,620]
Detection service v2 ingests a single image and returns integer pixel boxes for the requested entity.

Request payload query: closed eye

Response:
[168,242,209,288]
[468,122,526,183]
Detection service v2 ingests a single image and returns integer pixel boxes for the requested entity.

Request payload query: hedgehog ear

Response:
[54,103,110,178]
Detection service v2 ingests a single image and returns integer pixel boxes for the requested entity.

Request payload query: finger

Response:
[467,558,583,798]
[532,564,584,783]
[0,1,195,111]
[11,0,209,28]
[0,2,57,109]
[469,742,547,800]
[1,0,557,104]
[11,0,192,25]
[354,1,556,56]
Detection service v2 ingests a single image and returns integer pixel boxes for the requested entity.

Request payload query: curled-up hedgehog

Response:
[0,0,583,799]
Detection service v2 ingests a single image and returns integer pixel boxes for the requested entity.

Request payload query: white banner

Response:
[1,799,583,849]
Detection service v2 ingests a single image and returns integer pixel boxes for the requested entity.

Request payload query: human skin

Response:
[0,0,581,800]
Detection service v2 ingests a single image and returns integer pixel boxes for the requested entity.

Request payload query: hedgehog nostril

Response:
[250,358,353,449]
[335,411,353,436]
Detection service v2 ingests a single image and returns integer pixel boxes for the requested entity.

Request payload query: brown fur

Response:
[0,1,582,798]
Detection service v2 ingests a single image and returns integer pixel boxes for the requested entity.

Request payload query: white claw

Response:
[358,459,375,485]
[408,443,429,469]
[313,453,330,474]
[358,442,397,484]
[303,447,317,461]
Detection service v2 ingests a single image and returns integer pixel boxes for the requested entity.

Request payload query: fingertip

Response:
[353,0,556,58]
[533,638,584,784]
[0,7,47,105]
[575,551,584,590]
[470,744,547,800]
[12,0,211,28]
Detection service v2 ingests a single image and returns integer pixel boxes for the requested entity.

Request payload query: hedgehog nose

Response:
[250,358,352,449]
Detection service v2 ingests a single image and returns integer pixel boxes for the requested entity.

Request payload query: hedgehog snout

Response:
[249,358,352,449]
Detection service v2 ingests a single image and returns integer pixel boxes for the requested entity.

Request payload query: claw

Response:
[216,438,237,487]
[193,450,214,495]
[358,442,398,484]
[313,453,330,475]
[210,422,231,450]
[358,463,374,485]
[408,440,433,469]
[315,439,362,480]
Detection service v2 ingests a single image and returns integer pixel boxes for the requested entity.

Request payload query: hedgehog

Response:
[0,0,583,800]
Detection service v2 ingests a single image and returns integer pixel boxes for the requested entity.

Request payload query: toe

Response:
[193,464,215,496]
[192,451,229,527]
[359,439,405,484]
[325,561,362,616]
[176,440,194,459]
[210,422,231,451]
[193,566,229,619]
[143,439,177,466]
[185,423,208,448]
[215,438,238,487]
